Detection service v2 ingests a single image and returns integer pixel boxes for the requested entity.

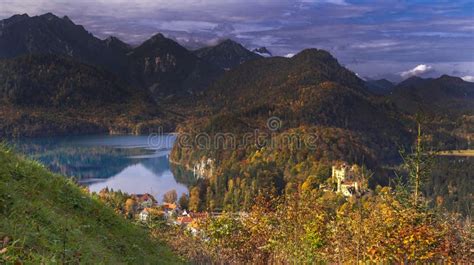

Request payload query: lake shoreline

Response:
[10,134,188,204]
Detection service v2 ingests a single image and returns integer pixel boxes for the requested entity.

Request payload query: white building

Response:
[139,209,150,222]
[332,163,363,197]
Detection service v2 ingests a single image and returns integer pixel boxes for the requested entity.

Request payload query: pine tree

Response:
[399,114,434,206]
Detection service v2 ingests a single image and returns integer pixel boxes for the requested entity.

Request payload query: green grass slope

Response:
[0,145,183,264]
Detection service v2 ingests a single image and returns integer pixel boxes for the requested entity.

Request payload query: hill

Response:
[0,55,133,106]
[194,39,262,69]
[388,75,474,150]
[0,145,183,264]
[0,55,175,137]
[200,49,406,142]
[389,75,474,114]
[170,48,411,212]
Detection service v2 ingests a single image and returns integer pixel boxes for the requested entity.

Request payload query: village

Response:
[96,187,212,236]
[96,162,367,236]
[135,193,210,236]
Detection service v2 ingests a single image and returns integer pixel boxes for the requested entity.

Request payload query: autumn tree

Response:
[163,189,178,204]
[301,175,319,192]
[329,187,471,263]
[178,193,189,210]
[189,187,201,212]
[124,198,138,218]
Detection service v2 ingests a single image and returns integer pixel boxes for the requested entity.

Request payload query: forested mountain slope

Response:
[177,48,410,164]
[170,49,412,212]
[389,75,474,114]
[388,75,474,150]
[0,55,175,137]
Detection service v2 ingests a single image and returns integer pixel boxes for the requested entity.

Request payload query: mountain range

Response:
[0,12,473,151]
[0,13,265,97]
[172,48,411,168]
[0,13,261,136]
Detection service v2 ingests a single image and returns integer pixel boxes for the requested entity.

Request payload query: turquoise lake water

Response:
[10,134,188,203]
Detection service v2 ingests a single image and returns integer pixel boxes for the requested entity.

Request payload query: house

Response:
[175,212,209,226]
[332,163,364,197]
[189,212,209,220]
[162,203,179,219]
[176,216,193,225]
[132,193,157,209]
[138,207,164,222]
[139,208,150,222]
[162,202,177,211]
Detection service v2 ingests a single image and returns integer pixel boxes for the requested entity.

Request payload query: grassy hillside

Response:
[0,145,183,264]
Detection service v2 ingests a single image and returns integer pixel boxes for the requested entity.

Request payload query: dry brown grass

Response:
[436,150,474,157]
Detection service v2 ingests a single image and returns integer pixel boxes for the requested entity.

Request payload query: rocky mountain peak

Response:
[253,47,272,57]
[103,36,131,52]
[194,39,261,69]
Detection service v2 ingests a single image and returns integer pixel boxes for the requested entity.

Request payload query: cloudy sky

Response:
[1,0,473,81]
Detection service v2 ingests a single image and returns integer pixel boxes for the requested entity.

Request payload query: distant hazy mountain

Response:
[0,13,128,74]
[194,39,262,70]
[365,79,395,95]
[389,75,474,114]
[252,47,272,57]
[128,33,223,97]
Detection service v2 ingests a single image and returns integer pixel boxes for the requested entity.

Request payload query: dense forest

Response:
[168,47,473,217]
[0,55,177,137]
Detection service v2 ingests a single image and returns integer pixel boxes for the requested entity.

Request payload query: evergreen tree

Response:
[399,115,434,206]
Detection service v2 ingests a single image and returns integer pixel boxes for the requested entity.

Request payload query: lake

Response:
[10,134,188,203]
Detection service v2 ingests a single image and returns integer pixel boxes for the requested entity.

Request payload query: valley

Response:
[0,11,473,264]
